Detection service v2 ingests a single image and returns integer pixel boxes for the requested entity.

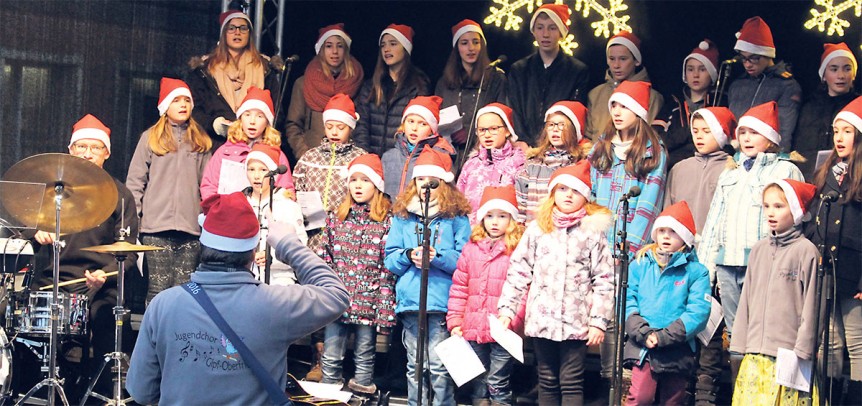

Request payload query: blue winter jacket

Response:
[384,213,471,314]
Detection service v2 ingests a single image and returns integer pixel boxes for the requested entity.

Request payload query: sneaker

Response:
[348,378,377,394]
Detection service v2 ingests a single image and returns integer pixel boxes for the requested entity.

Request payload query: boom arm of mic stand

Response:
[455,69,488,172]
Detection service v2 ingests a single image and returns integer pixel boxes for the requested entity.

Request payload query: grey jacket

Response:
[126,235,349,405]
[664,150,729,235]
[727,61,802,151]
[729,227,820,360]
[125,124,211,236]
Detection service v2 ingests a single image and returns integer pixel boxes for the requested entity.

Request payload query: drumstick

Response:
[38,271,119,290]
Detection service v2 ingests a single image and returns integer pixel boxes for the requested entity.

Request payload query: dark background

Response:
[2,0,859,179]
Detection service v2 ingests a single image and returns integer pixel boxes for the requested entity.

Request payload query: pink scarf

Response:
[552,207,586,229]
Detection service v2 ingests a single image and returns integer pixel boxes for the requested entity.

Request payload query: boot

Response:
[825,377,844,405]
[305,341,324,382]
[729,353,744,393]
[348,378,378,395]
[694,375,718,406]
[845,380,861,406]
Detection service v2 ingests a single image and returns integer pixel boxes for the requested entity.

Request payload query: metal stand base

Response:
[78,351,132,406]
[15,378,69,406]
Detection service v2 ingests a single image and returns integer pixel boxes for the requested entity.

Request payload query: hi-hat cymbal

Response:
[0,153,118,234]
[81,240,164,254]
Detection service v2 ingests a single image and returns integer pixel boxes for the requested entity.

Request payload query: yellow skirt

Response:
[732,354,818,406]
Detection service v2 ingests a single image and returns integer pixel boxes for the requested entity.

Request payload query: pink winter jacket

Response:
[200,141,295,200]
[447,238,526,343]
[456,141,526,224]
[498,209,615,341]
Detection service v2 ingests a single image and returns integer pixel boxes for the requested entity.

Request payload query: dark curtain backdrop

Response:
[2,0,859,180]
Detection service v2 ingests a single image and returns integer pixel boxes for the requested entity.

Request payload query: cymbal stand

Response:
[79,213,133,405]
[17,184,70,406]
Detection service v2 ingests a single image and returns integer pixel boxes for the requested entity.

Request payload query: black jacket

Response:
[805,172,862,299]
[793,88,858,180]
[507,51,589,146]
[353,68,431,156]
[661,88,728,169]
[185,54,283,145]
[624,315,698,375]
[434,68,507,154]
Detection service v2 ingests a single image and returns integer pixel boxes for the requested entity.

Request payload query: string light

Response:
[804,0,862,36]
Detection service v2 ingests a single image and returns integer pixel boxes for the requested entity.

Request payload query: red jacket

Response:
[447,238,526,343]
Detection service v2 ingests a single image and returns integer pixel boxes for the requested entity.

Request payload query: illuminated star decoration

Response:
[804,0,862,36]
[483,0,633,55]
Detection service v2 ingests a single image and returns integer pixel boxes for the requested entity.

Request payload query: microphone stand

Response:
[273,58,296,132]
[454,66,488,175]
[610,197,633,406]
[712,61,733,107]
[415,185,433,406]
[810,198,834,405]
[264,174,276,285]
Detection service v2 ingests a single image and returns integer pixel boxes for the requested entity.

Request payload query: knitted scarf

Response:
[210,52,264,112]
[302,56,364,111]
[552,207,586,229]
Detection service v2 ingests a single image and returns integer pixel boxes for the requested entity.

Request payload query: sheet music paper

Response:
[296,381,354,403]
[434,334,485,387]
[217,160,250,195]
[488,315,524,363]
[775,347,812,392]
[295,191,327,230]
[438,105,463,135]
[697,294,724,346]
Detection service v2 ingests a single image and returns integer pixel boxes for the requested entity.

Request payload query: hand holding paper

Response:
[488,315,524,363]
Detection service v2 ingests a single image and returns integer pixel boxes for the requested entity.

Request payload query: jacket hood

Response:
[604,66,652,86]
[580,206,613,233]
[188,53,284,73]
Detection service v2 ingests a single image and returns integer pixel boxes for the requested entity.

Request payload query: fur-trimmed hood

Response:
[725,150,805,170]
[580,204,613,234]
[188,53,284,73]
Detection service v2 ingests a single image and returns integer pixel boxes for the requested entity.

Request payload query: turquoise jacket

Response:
[384,212,471,314]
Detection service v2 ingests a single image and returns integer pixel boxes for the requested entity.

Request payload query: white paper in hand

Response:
[296,380,354,403]
[775,347,812,392]
[218,159,251,194]
[438,105,463,135]
[697,295,724,347]
[434,335,485,387]
[488,315,524,363]
[295,191,327,230]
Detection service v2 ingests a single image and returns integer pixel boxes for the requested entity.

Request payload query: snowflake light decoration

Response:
[804,0,862,36]
[484,0,632,55]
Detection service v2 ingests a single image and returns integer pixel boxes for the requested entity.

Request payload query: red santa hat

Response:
[411,146,454,183]
[245,143,281,173]
[651,201,697,247]
[475,102,518,142]
[219,10,252,34]
[236,87,275,125]
[768,179,817,225]
[545,101,588,142]
[608,80,651,123]
[819,42,857,80]
[69,114,111,153]
[834,95,862,133]
[607,30,642,62]
[683,39,719,83]
[451,19,485,47]
[322,93,360,129]
[157,77,193,117]
[476,185,518,221]
[315,23,352,54]
[530,4,571,36]
[199,192,260,252]
[348,154,385,192]
[402,95,443,135]
[691,107,736,148]
[736,101,781,146]
[380,24,414,54]
[547,160,592,199]
[734,16,775,58]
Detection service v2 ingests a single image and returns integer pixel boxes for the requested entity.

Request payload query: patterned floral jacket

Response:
[456,141,526,224]
[498,208,615,341]
[294,140,367,213]
[318,204,395,333]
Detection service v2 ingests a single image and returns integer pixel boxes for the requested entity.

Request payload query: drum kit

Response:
[0,154,162,406]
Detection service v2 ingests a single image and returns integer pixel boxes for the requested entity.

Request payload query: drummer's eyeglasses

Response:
[227,25,250,34]
[71,143,107,153]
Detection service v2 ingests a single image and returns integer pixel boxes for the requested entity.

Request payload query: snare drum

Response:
[16,292,88,337]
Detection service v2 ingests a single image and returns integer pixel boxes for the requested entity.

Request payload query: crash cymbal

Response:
[0,153,118,234]
[81,240,163,254]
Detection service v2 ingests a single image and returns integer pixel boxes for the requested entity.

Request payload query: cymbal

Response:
[1,153,118,234]
[81,240,164,254]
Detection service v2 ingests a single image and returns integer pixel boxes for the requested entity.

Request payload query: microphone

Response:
[264,165,288,178]
[488,55,508,68]
[421,179,440,190]
[722,56,740,64]
[285,54,300,64]
[822,191,840,202]
[619,186,641,201]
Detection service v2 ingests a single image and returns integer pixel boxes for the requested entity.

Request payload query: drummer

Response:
[31,114,139,398]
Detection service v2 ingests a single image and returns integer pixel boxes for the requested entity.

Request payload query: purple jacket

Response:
[456,141,526,224]
[447,238,526,343]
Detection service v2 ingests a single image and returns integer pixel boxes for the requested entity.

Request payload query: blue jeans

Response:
[401,313,454,406]
[321,322,377,386]
[469,341,514,405]
[715,265,746,335]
